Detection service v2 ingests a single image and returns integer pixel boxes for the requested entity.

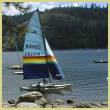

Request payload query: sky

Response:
[3,2,108,16]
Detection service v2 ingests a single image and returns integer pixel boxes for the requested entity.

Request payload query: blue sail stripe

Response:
[23,64,49,79]
[23,63,64,80]
[48,63,65,80]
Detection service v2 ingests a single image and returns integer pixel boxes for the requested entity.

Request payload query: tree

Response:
[2,2,31,51]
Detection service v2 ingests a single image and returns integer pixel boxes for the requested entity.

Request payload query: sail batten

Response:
[23,11,64,80]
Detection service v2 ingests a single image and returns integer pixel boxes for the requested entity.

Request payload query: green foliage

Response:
[2,5,108,51]
[3,2,31,14]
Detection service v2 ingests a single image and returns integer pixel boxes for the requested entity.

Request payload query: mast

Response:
[14,29,22,66]
[37,9,52,83]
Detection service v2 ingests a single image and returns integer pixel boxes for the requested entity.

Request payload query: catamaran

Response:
[9,65,22,70]
[92,59,108,63]
[16,10,71,93]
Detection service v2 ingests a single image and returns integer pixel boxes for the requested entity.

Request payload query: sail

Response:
[23,12,49,79]
[23,11,64,80]
[45,39,65,80]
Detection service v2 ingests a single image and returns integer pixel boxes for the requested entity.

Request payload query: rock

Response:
[47,99,65,108]
[17,91,43,103]
[72,103,77,108]
[20,91,43,98]
[16,102,39,108]
[52,99,64,104]
[90,102,102,107]
[35,97,47,106]
[8,100,16,104]
[46,103,58,108]
[101,102,108,106]
[45,104,53,108]
[2,100,11,108]
[51,103,57,108]
[82,103,92,108]
[66,99,74,104]
[75,103,92,108]
[75,103,84,108]
[56,104,73,108]
[18,94,36,103]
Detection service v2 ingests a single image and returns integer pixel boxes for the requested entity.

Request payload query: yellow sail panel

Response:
[23,56,57,64]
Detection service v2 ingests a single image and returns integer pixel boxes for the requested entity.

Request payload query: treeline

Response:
[2,4,108,51]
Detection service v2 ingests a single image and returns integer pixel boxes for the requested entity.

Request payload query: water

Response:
[2,49,108,103]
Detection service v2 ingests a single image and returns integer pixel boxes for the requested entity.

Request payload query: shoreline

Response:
[2,91,108,108]
[3,99,108,108]
[2,48,108,52]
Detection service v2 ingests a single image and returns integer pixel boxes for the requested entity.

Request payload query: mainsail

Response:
[23,11,64,80]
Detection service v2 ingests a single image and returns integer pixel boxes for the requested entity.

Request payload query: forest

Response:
[2,3,108,51]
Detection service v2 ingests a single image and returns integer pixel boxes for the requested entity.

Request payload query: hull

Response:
[13,71,23,75]
[9,65,22,70]
[93,61,108,63]
[30,83,71,90]
[20,83,72,93]
[20,86,63,95]
[93,60,108,63]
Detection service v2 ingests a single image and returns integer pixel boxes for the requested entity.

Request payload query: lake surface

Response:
[2,49,108,103]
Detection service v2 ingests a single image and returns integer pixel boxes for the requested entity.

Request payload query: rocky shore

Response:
[2,91,108,108]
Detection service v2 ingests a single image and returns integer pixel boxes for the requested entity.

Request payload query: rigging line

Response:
[13,29,22,66]
[37,10,52,83]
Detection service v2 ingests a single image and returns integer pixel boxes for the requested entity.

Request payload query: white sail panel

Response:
[45,39,65,79]
[23,12,45,57]
[24,33,45,56]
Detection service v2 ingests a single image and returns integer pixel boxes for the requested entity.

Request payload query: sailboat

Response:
[9,65,22,70]
[20,10,71,93]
